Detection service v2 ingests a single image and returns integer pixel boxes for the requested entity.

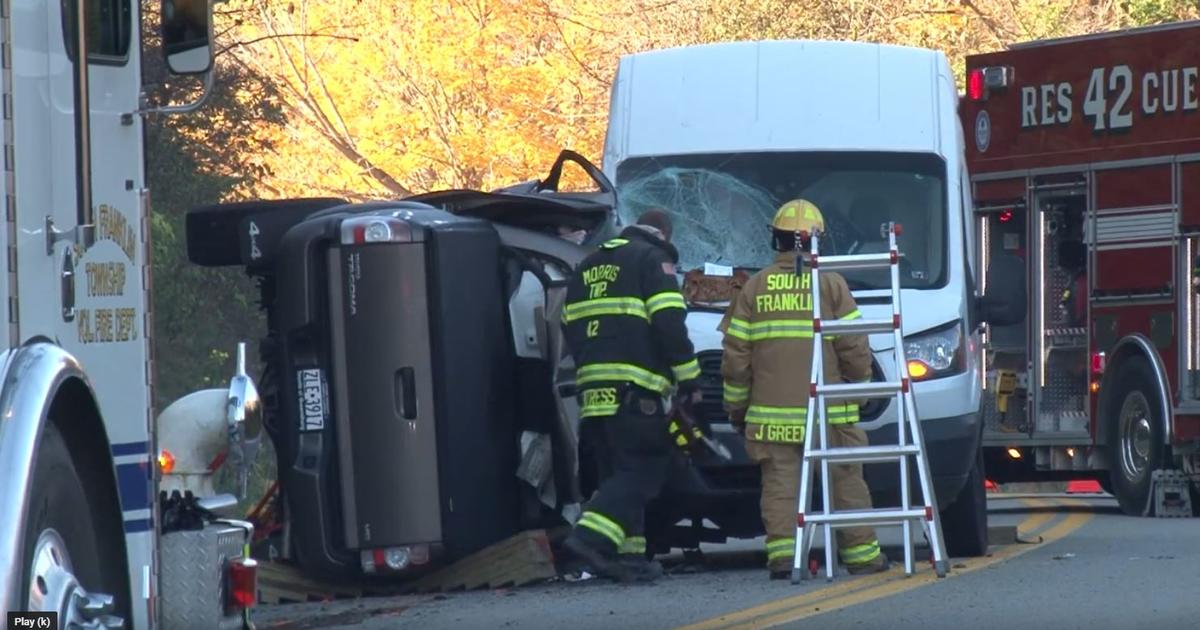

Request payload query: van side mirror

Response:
[162,0,214,75]
[978,254,1026,327]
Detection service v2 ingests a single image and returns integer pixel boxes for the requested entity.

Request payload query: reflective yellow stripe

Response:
[577,363,671,394]
[601,238,629,249]
[766,538,794,563]
[725,318,751,340]
[646,291,687,315]
[723,382,749,404]
[562,297,648,323]
[578,511,625,547]
[580,404,620,418]
[828,405,860,424]
[620,536,646,555]
[840,309,863,320]
[726,318,817,341]
[840,540,881,565]
[746,404,858,426]
[672,358,701,381]
[746,405,808,425]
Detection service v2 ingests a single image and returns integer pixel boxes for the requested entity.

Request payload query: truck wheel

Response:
[1106,359,1166,516]
[20,423,125,627]
[939,446,988,557]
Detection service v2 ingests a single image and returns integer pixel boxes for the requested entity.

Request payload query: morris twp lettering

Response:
[1021,63,1199,132]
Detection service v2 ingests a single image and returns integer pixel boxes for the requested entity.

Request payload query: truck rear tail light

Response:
[967,66,1012,102]
[341,216,415,245]
[360,544,432,574]
[999,209,1013,223]
[968,69,986,101]
[1090,352,1105,394]
[227,557,257,611]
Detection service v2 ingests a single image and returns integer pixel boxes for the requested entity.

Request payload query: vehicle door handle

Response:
[61,247,76,322]
[395,367,417,420]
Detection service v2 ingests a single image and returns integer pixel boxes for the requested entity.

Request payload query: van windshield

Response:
[614,152,948,290]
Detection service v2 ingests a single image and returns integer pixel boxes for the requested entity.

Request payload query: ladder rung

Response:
[804,444,921,463]
[802,508,930,527]
[815,381,902,399]
[818,317,896,335]
[808,252,894,273]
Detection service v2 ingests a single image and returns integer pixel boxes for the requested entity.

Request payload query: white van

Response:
[601,40,1022,556]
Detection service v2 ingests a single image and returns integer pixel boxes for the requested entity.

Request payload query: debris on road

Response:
[1053,553,1076,560]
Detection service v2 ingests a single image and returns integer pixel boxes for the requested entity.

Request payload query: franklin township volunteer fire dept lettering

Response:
[1022,64,1199,132]
[76,203,139,344]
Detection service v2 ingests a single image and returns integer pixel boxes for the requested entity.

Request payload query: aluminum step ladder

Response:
[791,223,950,582]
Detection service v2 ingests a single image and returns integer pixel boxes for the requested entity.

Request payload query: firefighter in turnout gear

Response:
[721,199,889,579]
[561,210,701,583]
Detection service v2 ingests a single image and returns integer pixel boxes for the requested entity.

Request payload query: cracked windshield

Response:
[614,152,947,290]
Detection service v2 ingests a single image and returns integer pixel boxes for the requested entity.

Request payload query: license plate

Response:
[297,368,328,432]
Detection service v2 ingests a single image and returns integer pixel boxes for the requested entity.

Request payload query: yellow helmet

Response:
[771,199,825,234]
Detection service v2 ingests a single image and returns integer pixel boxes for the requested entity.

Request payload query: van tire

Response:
[940,445,988,557]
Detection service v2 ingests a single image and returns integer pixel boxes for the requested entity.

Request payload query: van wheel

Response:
[940,446,988,557]
[20,423,125,627]
[1106,359,1166,516]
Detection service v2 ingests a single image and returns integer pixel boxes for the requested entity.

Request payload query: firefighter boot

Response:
[616,536,663,582]
[618,555,664,582]
[845,551,891,575]
[563,533,631,582]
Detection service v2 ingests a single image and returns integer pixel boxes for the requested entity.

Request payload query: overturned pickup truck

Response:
[185,151,761,579]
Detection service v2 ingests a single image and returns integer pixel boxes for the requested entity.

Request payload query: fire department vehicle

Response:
[961,19,1200,516]
[1,0,261,628]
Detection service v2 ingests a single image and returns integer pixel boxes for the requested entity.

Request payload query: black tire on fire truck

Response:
[19,421,129,623]
[1105,358,1167,516]
[939,444,988,557]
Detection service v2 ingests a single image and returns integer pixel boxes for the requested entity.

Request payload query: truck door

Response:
[1031,175,1090,439]
[12,1,151,623]
[976,173,1092,442]
[19,0,150,446]
[975,181,1032,439]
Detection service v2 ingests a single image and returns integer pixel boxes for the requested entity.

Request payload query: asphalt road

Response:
[251,493,1200,630]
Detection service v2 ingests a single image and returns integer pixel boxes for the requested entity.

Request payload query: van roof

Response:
[611,40,954,161]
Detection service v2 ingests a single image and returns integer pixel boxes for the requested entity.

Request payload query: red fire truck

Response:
[961,20,1200,516]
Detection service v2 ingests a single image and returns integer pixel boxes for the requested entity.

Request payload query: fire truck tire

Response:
[1106,358,1166,516]
[940,445,988,557]
[19,422,127,624]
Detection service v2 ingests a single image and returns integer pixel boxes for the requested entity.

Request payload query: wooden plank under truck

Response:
[961,19,1200,516]
[1,0,262,628]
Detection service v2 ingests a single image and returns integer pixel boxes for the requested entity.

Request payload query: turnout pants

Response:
[572,391,672,556]
[745,423,882,570]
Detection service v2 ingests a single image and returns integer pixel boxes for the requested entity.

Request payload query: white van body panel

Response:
[612,39,979,431]
[604,41,947,164]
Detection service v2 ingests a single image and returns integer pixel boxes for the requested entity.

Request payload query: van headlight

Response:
[903,322,965,381]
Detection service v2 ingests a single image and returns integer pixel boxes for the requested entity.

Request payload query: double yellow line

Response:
[678,497,1094,630]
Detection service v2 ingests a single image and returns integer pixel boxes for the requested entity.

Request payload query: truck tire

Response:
[939,445,988,557]
[19,422,126,625]
[1106,358,1166,516]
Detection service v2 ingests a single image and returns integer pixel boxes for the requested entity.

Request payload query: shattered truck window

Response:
[614,151,948,290]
